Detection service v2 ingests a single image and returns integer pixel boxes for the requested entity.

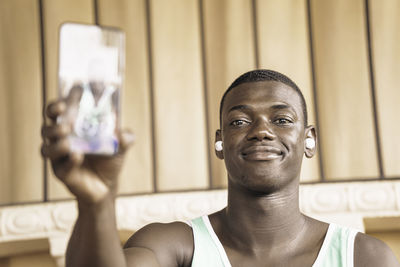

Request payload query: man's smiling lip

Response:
[241,145,283,161]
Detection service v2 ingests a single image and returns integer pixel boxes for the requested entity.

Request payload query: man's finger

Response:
[41,139,70,160]
[53,152,84,183]
[46,100,66,123]
[42,124,71,140]
[117,130,135,155]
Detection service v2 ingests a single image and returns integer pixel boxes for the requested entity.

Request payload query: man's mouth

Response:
[241,146,283,161]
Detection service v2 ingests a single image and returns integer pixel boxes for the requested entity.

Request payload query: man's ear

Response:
[304,126,317,158]
[215,129,224,160]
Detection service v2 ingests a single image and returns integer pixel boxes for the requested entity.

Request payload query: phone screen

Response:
[58,23,125,155]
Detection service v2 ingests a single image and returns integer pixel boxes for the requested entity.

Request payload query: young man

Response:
[42,70,399,267]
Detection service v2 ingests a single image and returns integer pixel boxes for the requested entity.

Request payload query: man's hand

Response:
[41,100,134,204]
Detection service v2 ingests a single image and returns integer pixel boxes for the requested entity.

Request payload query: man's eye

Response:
[230,120,248,126]
[274,118,293,125]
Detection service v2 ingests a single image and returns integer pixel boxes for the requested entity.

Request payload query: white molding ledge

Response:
[1,180,400,265]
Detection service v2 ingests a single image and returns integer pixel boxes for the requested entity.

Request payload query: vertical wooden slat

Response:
[369,0,400,178]
[150,0,208,190]
[256,0,319,182]
[0,0,43,203]
[42,0,94,200]
[364,0,384,178]
[251,0,260,69]
[311,0,379,180]
[39,0,48,201]
[202,0,256,188]
[198,0,213,189]
[0,2,12,204]
[96,0,153,194]
[306,0,325,181]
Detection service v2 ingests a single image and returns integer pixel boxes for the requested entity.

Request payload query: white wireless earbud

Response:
[215,141,223,151]
[305,138,315,149]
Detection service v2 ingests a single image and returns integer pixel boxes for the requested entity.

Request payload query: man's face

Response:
[220,81,307,192]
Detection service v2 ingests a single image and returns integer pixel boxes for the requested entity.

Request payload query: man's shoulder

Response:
[354,232,400,267]
[124,221,193,247]
[124,221,194,267]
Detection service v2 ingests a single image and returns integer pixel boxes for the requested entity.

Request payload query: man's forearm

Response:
[66,197,127,267]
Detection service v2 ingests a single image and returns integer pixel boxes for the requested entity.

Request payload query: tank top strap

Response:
[312,223,359,267]
[190,215,232,267]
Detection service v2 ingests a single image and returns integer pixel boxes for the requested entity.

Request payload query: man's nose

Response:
[246,119,276,141]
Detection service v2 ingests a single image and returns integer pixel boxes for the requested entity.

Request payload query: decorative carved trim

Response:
[0,181,399,263]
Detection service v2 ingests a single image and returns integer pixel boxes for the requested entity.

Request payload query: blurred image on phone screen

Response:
[58,23,125,155]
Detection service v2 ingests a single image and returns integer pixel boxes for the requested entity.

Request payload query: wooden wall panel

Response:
[369,0,400,177]
[256,0,319,182]
[97,0,153,194]
[202,0,255,188]
[2,0,400,206]
[0,2,12,203]
[150,0,208,190]
[311,0,379,179]
[0,0,43,203]
[42,0,95,200]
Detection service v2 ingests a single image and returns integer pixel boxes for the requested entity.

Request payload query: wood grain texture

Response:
[97,0,154,194]
[150,0,209,190]
[256,0,319,182]
[202,0,256,188]
[311,0,379,179]
[42,0,94,200]
[0,0,43,203]
[369,0,400,177]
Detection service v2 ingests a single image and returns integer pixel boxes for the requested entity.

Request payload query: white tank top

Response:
[190,215,359,267]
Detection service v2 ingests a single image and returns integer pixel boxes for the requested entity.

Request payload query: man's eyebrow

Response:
[227,104,252,113]
[270,104,291,110]
[227,103,297,114]
[270,104,296,113]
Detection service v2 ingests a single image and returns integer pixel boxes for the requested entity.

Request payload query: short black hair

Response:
[219,69,308,127]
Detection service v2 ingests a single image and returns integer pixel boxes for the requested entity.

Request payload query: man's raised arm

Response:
[41,100,190,267]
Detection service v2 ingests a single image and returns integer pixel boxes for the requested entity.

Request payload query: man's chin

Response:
[231,174,297,194]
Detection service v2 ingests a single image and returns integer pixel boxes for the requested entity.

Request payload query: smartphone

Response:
[58,22,125,155]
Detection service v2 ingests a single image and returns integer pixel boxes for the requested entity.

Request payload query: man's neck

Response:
[220,178,306,252]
